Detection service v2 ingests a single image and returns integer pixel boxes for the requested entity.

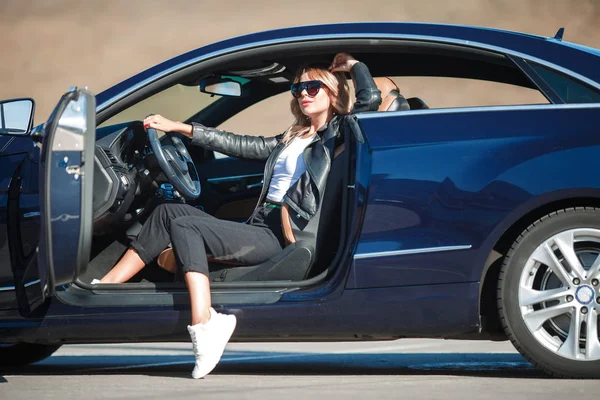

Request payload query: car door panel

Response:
[35,88,96,304]
[350,105,600,289]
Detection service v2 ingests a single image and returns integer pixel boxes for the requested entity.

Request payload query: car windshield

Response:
[98,84,222,128]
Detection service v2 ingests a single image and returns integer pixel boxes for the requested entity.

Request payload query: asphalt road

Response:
[1,339,598,399]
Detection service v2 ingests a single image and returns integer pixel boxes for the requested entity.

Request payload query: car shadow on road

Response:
[0,351,550,380]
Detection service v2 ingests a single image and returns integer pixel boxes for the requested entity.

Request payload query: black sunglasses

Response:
[290,80,323,98]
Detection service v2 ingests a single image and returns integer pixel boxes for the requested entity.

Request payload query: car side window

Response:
[213,91,292,159]
[385,76,549,110]
[526,62,600,104]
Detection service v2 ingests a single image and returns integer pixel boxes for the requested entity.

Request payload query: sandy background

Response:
[1,0,599,126]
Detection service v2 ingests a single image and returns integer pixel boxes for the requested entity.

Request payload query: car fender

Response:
[476,185,600,292]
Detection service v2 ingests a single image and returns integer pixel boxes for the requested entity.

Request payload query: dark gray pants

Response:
[130,203,284,276]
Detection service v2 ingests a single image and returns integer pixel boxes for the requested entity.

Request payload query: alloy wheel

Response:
[519,228,600,361]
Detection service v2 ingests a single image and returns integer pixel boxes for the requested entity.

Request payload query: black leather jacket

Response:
[190,62,381,231]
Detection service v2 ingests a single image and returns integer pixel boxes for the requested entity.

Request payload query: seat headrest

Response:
[373,77,410,112]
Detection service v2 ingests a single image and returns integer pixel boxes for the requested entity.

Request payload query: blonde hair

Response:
[283,66,350,144]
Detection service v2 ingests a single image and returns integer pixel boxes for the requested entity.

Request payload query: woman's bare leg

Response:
[100,248,146,283]
[184,271,212,325]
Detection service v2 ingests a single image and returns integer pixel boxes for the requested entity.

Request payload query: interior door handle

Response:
[246,180,264,190]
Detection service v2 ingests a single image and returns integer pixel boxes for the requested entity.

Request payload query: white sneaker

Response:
[91,279,101,285]
[187,309,237,379]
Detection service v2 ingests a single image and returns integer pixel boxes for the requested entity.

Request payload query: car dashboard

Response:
[92,121,151,234]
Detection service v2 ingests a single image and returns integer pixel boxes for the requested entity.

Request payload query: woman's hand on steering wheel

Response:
[143,114,179,133]
[144,114,201,200]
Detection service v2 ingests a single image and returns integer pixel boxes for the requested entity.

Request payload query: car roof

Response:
[97,22,600,108]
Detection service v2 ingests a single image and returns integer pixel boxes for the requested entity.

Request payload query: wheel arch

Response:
[478,191,600,335]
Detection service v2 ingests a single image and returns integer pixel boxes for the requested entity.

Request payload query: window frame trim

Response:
[509,56,565,104]
[356,102,600,121]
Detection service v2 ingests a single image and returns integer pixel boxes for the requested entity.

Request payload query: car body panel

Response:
[351,104,600,288]
[0,281,478,343]
[0,154,25,309]
[0,139,40,311]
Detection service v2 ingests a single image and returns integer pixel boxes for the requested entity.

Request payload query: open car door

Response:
[38,87,95,300]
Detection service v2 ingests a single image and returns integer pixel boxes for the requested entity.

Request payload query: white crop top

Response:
[266,135,316,202]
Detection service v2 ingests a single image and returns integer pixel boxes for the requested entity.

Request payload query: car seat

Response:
[206,130,351,282]
[373,77,410,112]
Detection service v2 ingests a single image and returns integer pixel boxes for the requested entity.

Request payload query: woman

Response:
[96,52,381,379]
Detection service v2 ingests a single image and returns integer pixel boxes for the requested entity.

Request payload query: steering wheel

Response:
[146,127,201,200]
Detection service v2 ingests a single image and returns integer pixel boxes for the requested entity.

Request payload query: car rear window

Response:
[526,62,600,104]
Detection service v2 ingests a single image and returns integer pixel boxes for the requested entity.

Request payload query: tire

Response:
[498,207,600,378]
[0,343,61,367]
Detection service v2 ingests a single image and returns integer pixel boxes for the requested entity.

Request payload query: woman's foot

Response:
[91,279,101,285]
[187,309,237,379]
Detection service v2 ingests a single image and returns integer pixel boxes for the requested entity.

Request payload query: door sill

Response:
[58,282,293,307]
[74,266,330,291]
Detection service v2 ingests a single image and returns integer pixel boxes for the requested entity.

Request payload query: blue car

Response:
[1,22,599,378]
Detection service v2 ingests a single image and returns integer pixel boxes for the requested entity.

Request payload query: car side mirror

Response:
[200,77,242,97]
[0,98,35,136]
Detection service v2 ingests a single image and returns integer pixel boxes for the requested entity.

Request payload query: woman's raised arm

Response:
[330,53,381,114]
